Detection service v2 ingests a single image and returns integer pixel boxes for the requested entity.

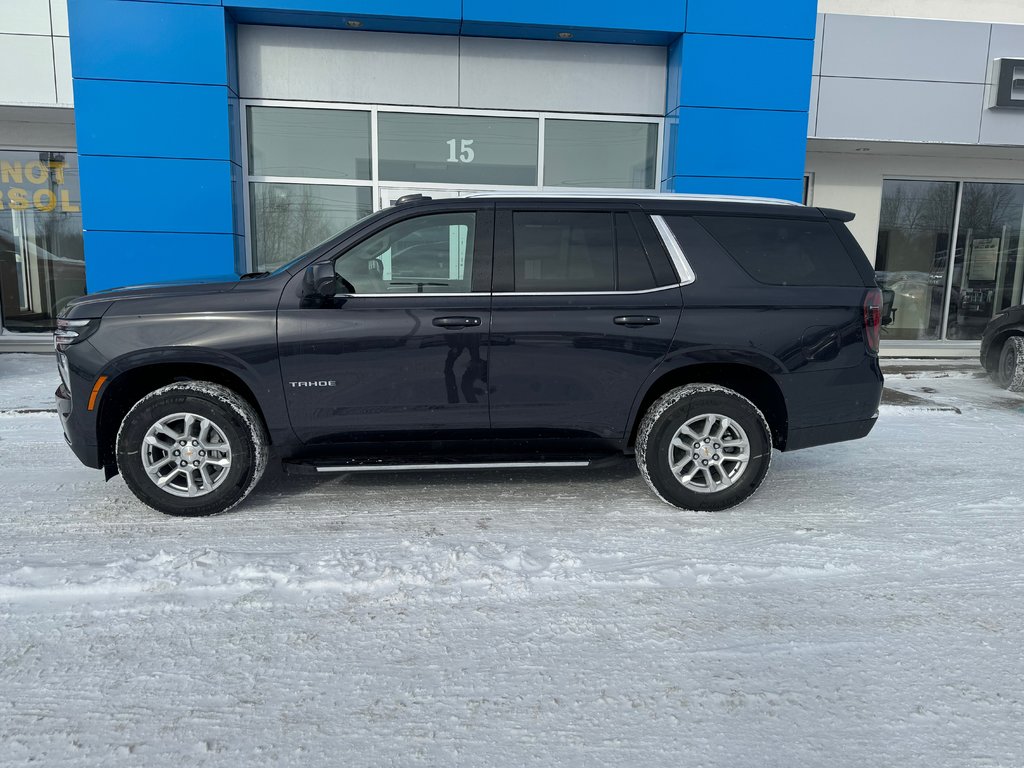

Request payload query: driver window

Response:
[334,212,476,294]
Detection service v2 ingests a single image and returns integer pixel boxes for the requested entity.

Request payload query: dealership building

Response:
[3,0,1024,356]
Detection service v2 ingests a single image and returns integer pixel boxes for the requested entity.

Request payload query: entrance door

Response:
[278,201,494,444]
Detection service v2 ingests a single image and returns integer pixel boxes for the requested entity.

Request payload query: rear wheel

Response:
[116,382,268,516]
[636,384,772,511]
[996,336,1024,392]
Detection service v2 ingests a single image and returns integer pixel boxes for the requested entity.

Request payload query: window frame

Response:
[492,203,672,296]
[240,100,664,273]
[878,175,1024,341]
[322,204,495,298]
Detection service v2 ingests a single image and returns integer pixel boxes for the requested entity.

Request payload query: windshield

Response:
[269,207,386,276]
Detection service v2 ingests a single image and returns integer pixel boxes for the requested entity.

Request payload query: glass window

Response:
[615,213,657,291]
[378,113,538,186]
[248,106,371,180]
[250,183,373,272]
[543,120,658,190]
[0,150,84,333]
[875,180,958,341]
[947,182,1024,340]
[698,216,864,287]
[513,212,615,292]
[334,212,476,294]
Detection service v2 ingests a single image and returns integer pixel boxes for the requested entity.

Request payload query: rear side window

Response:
[696,216,864,287]
[512,211,657,292]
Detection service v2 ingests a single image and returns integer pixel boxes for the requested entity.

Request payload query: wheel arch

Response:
[627,361,789,451]
[95,352,272,473]
[984,328,1024,372]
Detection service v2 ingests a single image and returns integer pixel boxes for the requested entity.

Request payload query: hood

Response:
[62,276,241,318]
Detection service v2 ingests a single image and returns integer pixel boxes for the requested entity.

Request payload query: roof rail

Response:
[464,191,801,206]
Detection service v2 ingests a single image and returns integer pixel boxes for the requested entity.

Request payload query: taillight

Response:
[863,288,882,355]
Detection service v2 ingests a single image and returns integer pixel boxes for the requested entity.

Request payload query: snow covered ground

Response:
[1,353,1023,767]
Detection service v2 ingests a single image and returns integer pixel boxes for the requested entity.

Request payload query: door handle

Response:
[613,315,660,327]
[433,316,481,328]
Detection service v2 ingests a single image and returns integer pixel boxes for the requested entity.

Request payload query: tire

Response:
[636,384,772,512]
[116,381,268,516]
[996,336,1024,392]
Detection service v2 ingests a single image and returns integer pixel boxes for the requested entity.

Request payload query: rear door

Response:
[487,203,682,440]
[277,202,494,444]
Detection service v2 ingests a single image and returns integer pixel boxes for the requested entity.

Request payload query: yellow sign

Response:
[0,159,81,213]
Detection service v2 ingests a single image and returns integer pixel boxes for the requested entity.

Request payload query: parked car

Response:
[980,304,1024,391]
[55,193,884,517]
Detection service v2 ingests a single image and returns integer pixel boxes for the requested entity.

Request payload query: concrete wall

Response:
[807,142,1024,262]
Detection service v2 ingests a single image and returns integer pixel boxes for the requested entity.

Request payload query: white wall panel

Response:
[53,36,72,106]
[459,37,666,115]
[819,0,1024,25]
[0,34,56,105]
[237,26,460,106]
[817,77,984,144]
[808,75,820,136]
[821,15,990,83]
[49,0,68,37]
[0,0,51,36]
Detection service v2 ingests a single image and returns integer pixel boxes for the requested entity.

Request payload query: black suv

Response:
[55,194,884,516]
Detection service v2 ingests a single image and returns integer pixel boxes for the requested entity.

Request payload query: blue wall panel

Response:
[674,107,809,180]
[78,156,236,234]
[462,0,685,34]
[680,34,814,111]
[68,0,817,290]
[226,0,460,20]
[668,175,804,202]
[686,0,817,39]
[68,0,228,84]
[84,232,239,291]
[74,81,233,160]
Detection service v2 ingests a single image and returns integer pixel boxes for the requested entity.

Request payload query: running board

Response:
[283,459,594,475]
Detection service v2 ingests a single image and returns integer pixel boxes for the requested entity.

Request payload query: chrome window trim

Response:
[332,285,683,299]
[650,214,696,287]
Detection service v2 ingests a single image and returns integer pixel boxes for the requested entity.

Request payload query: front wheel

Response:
[996,336,1024,392]
[636,384,772,511]
[116,381,268,516]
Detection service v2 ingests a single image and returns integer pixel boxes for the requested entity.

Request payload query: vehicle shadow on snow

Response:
[245,457,645,508]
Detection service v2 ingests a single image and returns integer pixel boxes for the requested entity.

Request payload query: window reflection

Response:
[544,120,657,190]
[949,183,1024,340]
[875,180,957,341]
[0,150,84,333]
[250,183,373,272]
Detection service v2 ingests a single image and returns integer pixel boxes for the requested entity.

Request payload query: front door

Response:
[278,202,494,444]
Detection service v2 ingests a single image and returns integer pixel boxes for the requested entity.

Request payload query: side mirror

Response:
[304,263,336,298]
[880,288,896,326]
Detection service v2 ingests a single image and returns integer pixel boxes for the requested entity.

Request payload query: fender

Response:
[97,345,294,446]
[624,344,789,442]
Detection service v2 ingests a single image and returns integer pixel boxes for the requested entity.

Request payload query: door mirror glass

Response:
[881,288,896,326]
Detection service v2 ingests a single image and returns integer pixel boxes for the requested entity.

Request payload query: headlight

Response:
[54,317,99,352]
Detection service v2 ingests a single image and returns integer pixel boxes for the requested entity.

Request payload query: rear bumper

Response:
[785,413,878,452]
